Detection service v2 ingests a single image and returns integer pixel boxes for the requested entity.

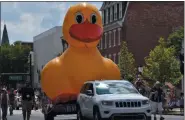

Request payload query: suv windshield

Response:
[95,81,138,95]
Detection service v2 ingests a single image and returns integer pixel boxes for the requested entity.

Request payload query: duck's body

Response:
[41,3,121,102]
[41,46,120,100]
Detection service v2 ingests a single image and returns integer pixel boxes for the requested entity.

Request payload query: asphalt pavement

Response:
[4,109,184,120]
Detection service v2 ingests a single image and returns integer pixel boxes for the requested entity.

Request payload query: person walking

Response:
[149,81,165,120]
[19,82,35,120]
[0,88,9,120]
[179,92,184,114]
[9,88,15,116]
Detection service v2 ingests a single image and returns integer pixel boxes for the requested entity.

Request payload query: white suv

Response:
[77,80,152,120]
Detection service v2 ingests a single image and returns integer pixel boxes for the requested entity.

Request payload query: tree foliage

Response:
[143,38,182,85]
[119,41,137,82]
[167,27,184,55]
[0,43,31,74]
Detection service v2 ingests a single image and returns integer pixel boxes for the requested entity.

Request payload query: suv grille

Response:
[115,101,141,108]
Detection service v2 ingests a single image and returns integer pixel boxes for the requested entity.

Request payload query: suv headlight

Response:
[142,100,149,105]
[102,101,113,106]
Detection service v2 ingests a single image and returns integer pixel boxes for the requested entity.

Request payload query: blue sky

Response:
[1,2,103,44]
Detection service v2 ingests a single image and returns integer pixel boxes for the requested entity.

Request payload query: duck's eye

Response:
[75,12,83,24]
[90,13,97,24]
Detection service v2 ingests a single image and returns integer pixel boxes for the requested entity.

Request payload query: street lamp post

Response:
[29,51,34,87]
[29,53,32,87]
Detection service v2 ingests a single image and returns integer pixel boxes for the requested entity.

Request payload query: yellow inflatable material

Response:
[41,3,121,102]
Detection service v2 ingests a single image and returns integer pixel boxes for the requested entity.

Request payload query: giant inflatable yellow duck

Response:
[41,3,121,103]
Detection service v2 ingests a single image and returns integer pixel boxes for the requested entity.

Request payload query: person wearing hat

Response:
[0,87,9,120]
[149,81,165,120]
[19,82,35,120]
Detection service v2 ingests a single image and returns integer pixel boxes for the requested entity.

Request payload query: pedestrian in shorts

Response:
[149,81,165,120]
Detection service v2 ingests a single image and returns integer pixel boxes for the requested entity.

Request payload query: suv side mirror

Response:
[85,90,93,96]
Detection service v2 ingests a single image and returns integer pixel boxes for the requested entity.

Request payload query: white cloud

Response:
[1,3,67,43]
[54,3,67,11]
[1,12,48,42]
[1,2,102,43]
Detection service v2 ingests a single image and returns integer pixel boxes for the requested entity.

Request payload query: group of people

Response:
[0,82,35,120]
[135,78,184,120]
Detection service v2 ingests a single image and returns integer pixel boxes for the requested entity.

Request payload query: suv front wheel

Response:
[93,108,102,120]
[44,113,54,120]
[77,106,83,120]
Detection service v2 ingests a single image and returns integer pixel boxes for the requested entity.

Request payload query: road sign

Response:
[9,76,23,81]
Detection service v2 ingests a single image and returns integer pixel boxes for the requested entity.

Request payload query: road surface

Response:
[5,109,184,120]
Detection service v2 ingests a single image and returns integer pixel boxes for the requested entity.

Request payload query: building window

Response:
[102,10,104,25]
[109,54,112,59]
[109,31,112,47]
[114,4,117,20]
[119,2,122,18]
[105,33,107,49]
[113,53,116,63]
[106,9,108,24]
[113,29,116,46]
[110,7,113,22]
[118,28,121,45]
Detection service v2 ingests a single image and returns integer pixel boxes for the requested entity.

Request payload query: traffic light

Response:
[180,53,184,75]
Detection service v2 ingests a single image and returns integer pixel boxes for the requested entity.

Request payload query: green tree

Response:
[143,38,182,85]
[119,41,137,81]
[13,41,22,45]
[167,27,184,55]
[11,43,31,72]
[0,43,31,74]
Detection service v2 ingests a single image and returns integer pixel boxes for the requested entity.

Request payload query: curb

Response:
[163,114,184,116]
[162,113,184,116]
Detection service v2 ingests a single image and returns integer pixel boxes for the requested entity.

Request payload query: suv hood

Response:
[97,93,148,101]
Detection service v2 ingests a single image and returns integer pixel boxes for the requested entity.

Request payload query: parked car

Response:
[77,80,152,120]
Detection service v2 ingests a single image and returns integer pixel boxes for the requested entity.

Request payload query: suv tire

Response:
[16,107,19,110]
[93,108,102,120]
[77,106,83,120]
[44,113,54,120]
[147,116,152,120]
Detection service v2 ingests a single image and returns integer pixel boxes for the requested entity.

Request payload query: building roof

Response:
[33,26,62,41]
[100,2,119,11]
[102,2,130,31]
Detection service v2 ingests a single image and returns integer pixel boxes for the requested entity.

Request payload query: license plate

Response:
[55,104,76,113]
[66,104,76,112]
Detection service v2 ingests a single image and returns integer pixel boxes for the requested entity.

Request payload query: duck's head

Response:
[62,3,103,48]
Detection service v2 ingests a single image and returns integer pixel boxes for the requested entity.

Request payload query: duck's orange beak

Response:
[69,19,103,43]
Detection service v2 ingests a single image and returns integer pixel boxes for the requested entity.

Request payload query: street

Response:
[5,109,184,120]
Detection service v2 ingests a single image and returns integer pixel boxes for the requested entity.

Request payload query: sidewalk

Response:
[162,108,184,116]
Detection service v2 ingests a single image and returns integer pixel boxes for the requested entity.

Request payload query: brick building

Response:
[99,1,184,67]
[99,1,128,64]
